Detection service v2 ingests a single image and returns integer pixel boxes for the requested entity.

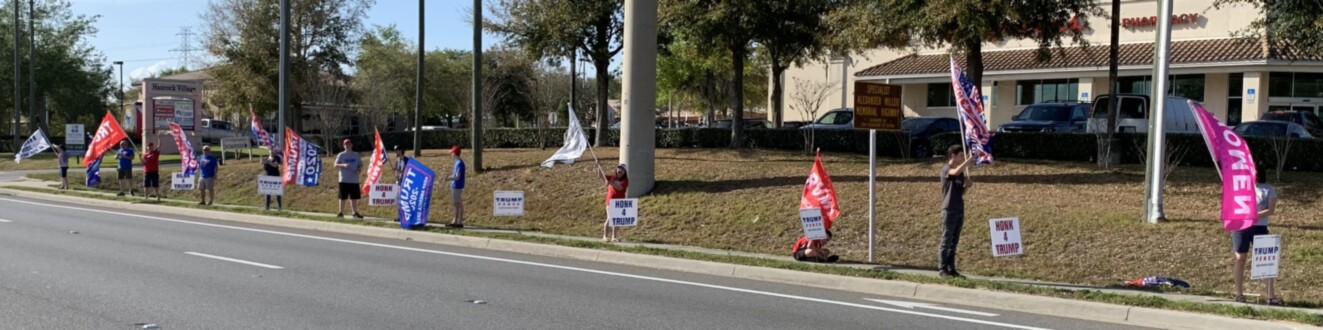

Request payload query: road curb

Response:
[2,187,1318,330]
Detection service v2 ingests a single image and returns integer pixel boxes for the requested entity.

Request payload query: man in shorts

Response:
[142,142,162,200]
[116,140,135,196]
[444,146,466,228]
[198,146,220,205]
[335,139,364,219]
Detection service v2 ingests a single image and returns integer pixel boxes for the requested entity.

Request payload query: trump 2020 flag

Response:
[398,159,436,229]
[1189,100,1259,231]
[950,57,994,165]
[282,128,322,187]
[15,128,52,163]
[169,123,198,176]
[800,151,840,230]
[361,128,387,194]
[541,103,590,168]
[86,157,102,186]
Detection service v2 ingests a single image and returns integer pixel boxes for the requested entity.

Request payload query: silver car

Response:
[799,108,855,130]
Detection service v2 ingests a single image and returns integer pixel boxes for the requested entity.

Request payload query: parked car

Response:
[799,108,854,130]
[902,117,962,158]
[1259,110,1323,137]
[998,102,1091,133]
[1234,120,1316,139]
[1086,94,1200,134]
[199,119,241,144]
[712,119,771,129]
[608,122,666,129]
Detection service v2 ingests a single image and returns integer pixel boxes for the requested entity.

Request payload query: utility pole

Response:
[171,27,202,71]
[12,0,20,151]
[471,0,483,172]
[1144,0,1175,224]
[414,0,423,157]
[278,0,289,138]
[570,51,577,114]
[28,0,36,133]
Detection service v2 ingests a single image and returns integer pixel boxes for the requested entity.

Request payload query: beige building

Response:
[777,0,1323,128]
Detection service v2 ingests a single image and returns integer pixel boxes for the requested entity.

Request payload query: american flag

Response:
[950,56,994,165]
[250,108,277,153]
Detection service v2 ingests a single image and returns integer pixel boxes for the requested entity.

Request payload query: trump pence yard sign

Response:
[493,191,525,216]
[989,217,1024,257]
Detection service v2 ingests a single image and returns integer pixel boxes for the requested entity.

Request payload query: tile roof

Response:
[856,38,1283,78]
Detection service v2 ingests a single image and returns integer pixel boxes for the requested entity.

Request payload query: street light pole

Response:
[1144,0,1175,224]
[471,0,483,172]
[414,0,423,157]
[27,0,36,133]
[113,61,124,117]
[11,0,19,151]
[278,0,289,139]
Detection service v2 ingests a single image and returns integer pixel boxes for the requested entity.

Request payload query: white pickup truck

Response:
[199,119,247,144]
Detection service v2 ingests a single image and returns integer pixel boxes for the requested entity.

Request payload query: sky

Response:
[72,0,502,83]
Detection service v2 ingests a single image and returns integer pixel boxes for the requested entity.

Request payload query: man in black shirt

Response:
[263,153,282,211]
[939,145,974,278]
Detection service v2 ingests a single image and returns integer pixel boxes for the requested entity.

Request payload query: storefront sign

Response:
[1123,13,1200,29]
[853,82,903,130]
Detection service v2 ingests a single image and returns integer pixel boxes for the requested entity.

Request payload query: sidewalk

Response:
[2,175,1320,327]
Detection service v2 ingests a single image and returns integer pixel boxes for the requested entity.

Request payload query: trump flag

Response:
[800,152,840,230]
[950,57,994,165]
[282,128,322,187]
[361,128,387,194]
[398,160,436,229]
[83,112,128,166]
[169,123,198,176]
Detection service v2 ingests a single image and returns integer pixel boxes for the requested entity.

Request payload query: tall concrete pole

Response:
[278,0,289,138]
[471,0,483,172]
[12,0,19,151]
[620,0,658,195]
[414,0,423,157]
[1144,0,1175,224]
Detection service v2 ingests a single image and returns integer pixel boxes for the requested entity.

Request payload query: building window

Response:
[927,83,957,107]
[1116,75,1204,101]
[1015,79,1078,105]
[1228,73,1243,125]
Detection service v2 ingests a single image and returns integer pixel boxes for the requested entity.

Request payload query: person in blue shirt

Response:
[198,146,221,206]
[445,146,466,228]
[116,140,136,197]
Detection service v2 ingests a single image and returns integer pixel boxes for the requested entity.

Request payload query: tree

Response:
[662,0,763,147]
[828,0,1098,91]
[353,26,414,130]
[202,0,372,131]
[481,49,536,128]
[789,77,836,154]
[489,0,623,147]
[0,0,111,142]
[753,0,831,128]
[1214,0,1323,58]
[657,33,730,126]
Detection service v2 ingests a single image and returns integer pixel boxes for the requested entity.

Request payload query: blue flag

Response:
[397,160,436,229]
[298,138,322,187]
[86,157,102,186]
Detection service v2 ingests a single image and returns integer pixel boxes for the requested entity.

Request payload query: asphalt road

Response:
[0,196,1148,330]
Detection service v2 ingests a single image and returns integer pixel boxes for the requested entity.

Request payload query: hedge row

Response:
[340,129,1323,172]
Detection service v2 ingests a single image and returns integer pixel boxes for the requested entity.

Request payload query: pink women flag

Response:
[360,128,388,194]
[949,57,994,165]
[1189,100,1258,231]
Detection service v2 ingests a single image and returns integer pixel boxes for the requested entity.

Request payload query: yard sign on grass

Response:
[1251,234,1281,280]
[800,208,828,241]
[493,191,525,216]
[989,217,1023,257]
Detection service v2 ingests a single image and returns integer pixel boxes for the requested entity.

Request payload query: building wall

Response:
[777,0,1262,125]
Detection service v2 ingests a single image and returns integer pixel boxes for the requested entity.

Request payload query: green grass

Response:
[23,148,1323,307]
[4,185,1321,326]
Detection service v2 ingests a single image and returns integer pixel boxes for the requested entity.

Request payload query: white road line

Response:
[0,219,11,223]
[0,198,1048,330]
[184,252,284,270]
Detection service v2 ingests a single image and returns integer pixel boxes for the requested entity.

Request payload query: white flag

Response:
[15,128,51,163]
[541,104,590,168]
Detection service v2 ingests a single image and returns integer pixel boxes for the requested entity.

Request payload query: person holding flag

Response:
[792,151,840,263]
[262,152,283,211]
[142,141,162,200]
[601,163,628,242]
[115,141,136,197]
[53,144,69,190]
[938,145,975,278]
[198,146,220,205]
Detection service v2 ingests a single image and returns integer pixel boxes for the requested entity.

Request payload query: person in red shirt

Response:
[142,141,162,201]
[792,231,838,263]
[602,163,629,242]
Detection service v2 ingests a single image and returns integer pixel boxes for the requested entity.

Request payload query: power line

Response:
[170,27,202,70]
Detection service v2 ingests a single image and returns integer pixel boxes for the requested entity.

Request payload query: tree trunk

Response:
[730,45,745,148]
[1101,0,1122,169]
[963,43,984,92]
[703,70,717,125]
[594,60,610,147]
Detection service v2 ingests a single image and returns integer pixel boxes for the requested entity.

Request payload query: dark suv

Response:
[902,117,961,158]
[997,102,1091,133]
[1260,111,1323,137]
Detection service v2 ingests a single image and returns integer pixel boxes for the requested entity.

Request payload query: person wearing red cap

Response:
[334,139,364,219]
[602,163,628,242]
[444,146,466,228]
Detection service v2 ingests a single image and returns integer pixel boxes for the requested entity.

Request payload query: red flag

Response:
[361,128,387,194]
[800,152,840,230]
[82,111,128,166]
